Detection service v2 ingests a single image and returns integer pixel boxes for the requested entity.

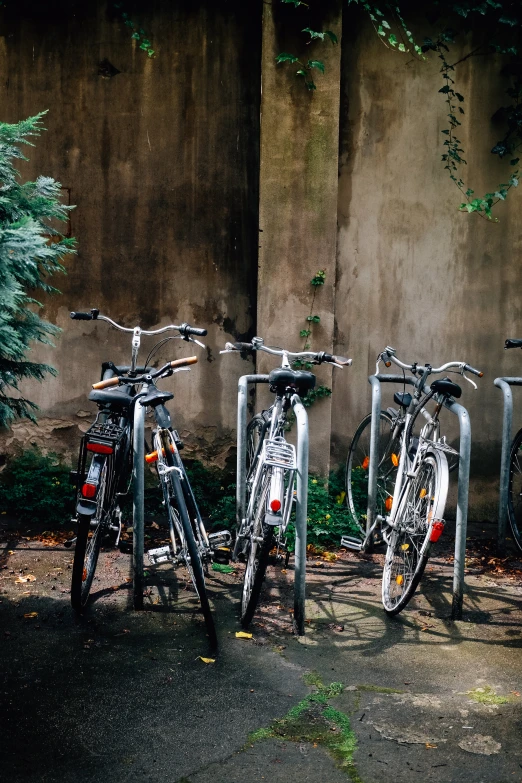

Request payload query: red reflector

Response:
[87,442,113,454]
[82,483,97,499]
[270,499,282,512]
[430,521,445,542]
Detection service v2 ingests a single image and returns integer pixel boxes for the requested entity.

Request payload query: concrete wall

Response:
[0,0,261,468]
[332,6,522,517]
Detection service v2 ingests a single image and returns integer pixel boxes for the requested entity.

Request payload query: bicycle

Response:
[221,337,351,627]
[68,308,229,648]
[344,346,482,614]
[505,337,522,551]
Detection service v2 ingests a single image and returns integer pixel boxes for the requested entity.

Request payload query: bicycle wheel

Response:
[508,427,522,552]
[246,413,269,479]
[70,459,109,610]
[382,449,448,615]
[346,411,400,531]
[159,432,217,649]
[240,470,273,627]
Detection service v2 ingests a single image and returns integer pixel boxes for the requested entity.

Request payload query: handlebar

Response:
[221,339,352,368]
[505,338,522,349]
[70,309,207,338]
[378,347,483,384]
[92,356,198,389]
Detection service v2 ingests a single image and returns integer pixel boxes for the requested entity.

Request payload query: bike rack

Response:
[236,374,309,636]
[132,396,147,610]
[493,377,522,554]
[366,374,472,620]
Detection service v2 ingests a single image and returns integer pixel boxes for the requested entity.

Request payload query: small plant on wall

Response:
[293,269,332,409]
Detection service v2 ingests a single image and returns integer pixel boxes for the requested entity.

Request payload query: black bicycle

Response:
[68,309,229,649]
[506,337,522,551]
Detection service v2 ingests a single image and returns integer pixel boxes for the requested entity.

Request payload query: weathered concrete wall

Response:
[0,0,261,467]
[333,7,522,517]
[256,0,342,475]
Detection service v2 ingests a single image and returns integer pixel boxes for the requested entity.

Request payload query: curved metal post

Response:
[366,376,382,538]
[236,374,270,528]
[132,397,146,610]
[443,400,470,620]
[493,377,521,555]
[292,394,309,636]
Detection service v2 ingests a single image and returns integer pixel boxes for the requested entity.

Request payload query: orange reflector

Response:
[82,483,97,499]
[419,488,427,499]
[82,568,87,581]
[86,442,113,454]
[430,521,445,542]
[396,574,404,585]
[385,497,393,511]
[391,453,399,467]
[385,361,391,368]
[362,456,370,470]
[270,499,282,512]
[145,443,175,464]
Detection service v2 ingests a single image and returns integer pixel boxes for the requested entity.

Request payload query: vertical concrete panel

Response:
[257,0,342,475]
[0,0,261,467]
[333,8,522,516]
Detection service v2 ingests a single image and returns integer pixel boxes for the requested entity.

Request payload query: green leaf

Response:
[381,19,391,29]
[388,33,398,47]
[308,60,325,73]
[324,30,338,44]
[398,42,406,52]
[296,69,307,77]
[131,32,140,40]
[439,85,451,94]
[276,52,299,64]
[302,28,325,40]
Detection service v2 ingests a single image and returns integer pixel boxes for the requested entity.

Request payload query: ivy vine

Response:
[293,269,332,409]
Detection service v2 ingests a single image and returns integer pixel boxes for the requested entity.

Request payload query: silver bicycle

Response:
[345,346,482,614]
[222,337,351,626]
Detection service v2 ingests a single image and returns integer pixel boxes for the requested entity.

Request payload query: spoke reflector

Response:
[396,574,404,585]
[419,488,427,498]
[385,496,393,511]
[391,453,399,467]
[362,456,370,470]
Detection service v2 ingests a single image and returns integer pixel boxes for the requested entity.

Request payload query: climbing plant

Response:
[276,0,522,218]
[293,269,332,409]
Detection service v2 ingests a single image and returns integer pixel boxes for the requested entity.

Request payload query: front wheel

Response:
[382,450,448,615]
[508,427,522,552]
[240,471,273,627]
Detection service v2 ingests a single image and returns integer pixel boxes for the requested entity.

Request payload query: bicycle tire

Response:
[382,449,448,615]
[70,459,109,610]
[233,414,269,562]
[346,411,400,531]
[240,470,273,627]
[160,433,217,649]
[508,427,522,552]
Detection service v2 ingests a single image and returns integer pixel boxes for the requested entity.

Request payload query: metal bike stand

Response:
[493,377,522,554]
[236,375,309,636]
[132,397,147,610]
[367,373,472,620]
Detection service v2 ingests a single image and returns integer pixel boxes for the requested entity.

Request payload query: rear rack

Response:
[85,419,125,450]
[264,437,296,470]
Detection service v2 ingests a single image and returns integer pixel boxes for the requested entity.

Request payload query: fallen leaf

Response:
[15,575,36,583]
[425,743,438,749]
[198,656,215,664]
[236,631,253,640]
[23,612,38,619]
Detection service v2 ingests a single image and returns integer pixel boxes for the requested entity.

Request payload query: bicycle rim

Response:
[346,411,399,530]
[241,473,272,627]
[508,428,522,551]
[382,451,447,615]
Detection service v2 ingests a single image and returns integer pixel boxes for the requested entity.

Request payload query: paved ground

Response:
[0,517,521,783]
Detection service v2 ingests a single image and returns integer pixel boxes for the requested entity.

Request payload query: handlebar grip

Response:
[71,311,93,321]
[464,364,484,377]
[178,322,207,338]
[92,376,120,390]
[333,354,352,367]
[234,342,255,352]
[170,356,198,369]
[505,339,522,349]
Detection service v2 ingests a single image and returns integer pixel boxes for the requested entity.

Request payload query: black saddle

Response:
[140,389,174,408]
[268,368,316,397]
[88,387,134,410]
[393,391,412,408]
[431,378,462,399]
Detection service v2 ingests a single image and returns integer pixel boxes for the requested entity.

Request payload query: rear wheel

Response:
[382,450,447,615]
[71,460,109,610]
[346,411,400,534]
[508,427,522,552]
[240,470,273,627]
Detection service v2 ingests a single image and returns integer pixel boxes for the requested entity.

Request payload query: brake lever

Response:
[219,342,239,355]
[462,370,477,390]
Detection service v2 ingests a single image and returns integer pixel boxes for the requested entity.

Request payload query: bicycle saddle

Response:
[140,389,174,408]
[88,388,134,409]
[431,378,462,399]
[393,391,412,408]
[268,368,316,395]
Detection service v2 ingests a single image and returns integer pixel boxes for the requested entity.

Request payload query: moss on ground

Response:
[466,686,512,705]
[247,674,363,782]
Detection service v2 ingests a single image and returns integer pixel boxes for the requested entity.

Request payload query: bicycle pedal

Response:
[208,530,232,548]
[213,547,231,564]
[147,546,173,565]
[340,535,364,551]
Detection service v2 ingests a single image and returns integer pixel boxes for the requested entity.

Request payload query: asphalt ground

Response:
[0,518,521,783]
